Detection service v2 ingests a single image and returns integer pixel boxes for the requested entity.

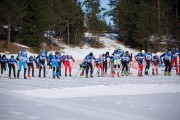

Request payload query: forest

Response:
[0,0,179,51]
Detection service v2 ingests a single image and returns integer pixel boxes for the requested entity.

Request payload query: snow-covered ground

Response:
[0,73,180,120]
[0,33,180,120]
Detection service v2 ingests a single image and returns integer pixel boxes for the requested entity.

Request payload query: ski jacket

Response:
[16,53,28,62]
[36,53,47,64]
[152,55,159,64]
[96,57,105,64]
[27,57,36,64]
[51,55,62,67]
[0,56,8,64]
[122,54,132,63]
[172,50,179,59]
[134,53,145,64]
[63,55,74,62]
[160,53,173,62]
[144,52,152,61]
[8,59,17,65]
[114,51,123,60]
[84,55,95,63]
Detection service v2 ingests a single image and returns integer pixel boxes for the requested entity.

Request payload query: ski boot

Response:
[24,68,27,79]
[53,75,55,79]
[121,71,124,76]
[104,72,107,76]
[57,76,60,79]
[65,74,67,77]
[168,72,172,76]
[152,71,155,75]
[156,69,158,75]
[90,74,93,78]
[111,71,115,77]
[69,74,72,77]
[125,72,129,76]
[28,73,31,78]
[86,74,88,78]
[117,72,120,78]
[145,71,148,75]
[164,72,168,76]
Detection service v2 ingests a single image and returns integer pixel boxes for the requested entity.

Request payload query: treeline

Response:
[0,0,108,50]
[108,0,180,51]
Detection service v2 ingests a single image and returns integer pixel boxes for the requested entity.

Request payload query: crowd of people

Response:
[0,47,179,79]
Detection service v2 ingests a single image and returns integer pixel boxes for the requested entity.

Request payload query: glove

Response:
[73,60,75,62]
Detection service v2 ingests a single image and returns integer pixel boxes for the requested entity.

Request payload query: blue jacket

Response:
[16,53,28,62]
[84,55,95,63]
[114,50,123,60]
[144,52,152,61]
[51,55,62,67]
[63,55,74,62]
[0,56,8,63]
[172,50,179,59]
[135,53,145,64]
[8,59,17,65]
[122,54,132,63]
[160,53,173,62]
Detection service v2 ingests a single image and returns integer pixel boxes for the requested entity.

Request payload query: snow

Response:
[13,42,30,49]
[13,84,180,99]
[0,33,180,120]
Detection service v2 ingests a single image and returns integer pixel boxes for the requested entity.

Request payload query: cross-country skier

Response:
[51,52,62,79]
[112,49,123,77]
[80,61,87,77]
[36,50,47,78]
[152,53,160,75]
[121,51,132,76]
[0,55,7,75]
[160,48,173,76]
[27,56,36,78]
[62,53,75,77]
[144,48,153,75]
[134,50,145,77]
[8,55,17,78]
[110,53,114,75]
[48,53,53,69]
[16,49,28,79]
[103,52,110,76]
[171,47,179,75]
[84,52,96,78]
[95,54,105,77]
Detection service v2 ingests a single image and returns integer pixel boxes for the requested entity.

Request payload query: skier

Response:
[36,50,47,77]
[103,52,110,76]
[84,52,96,78]
[51,52,62,79]
[112,49,123,77]
[121,51,132,76]
[110,53,114,75]
[95,54,105,77]
[0,55,7,75]
[27,56,36,78]
[8,55,17,78]
[171,47,179,75]
[152,53,160,75]
[16,49,28,79]
[62,53,75,77]
[134,50,145,77]
[160,48,173,76]
[48,53,53,69]
[144,48,153,75]
[80,61,87,77]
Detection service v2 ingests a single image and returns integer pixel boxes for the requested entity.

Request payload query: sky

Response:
[80,0,112,24]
